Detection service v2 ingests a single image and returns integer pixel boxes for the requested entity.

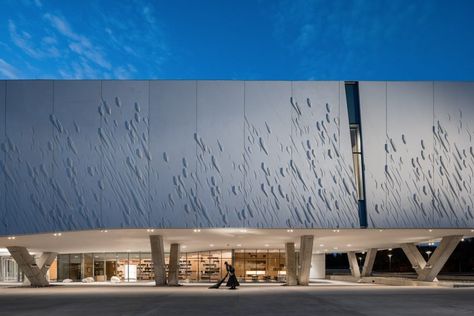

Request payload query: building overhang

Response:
[1,228,473,254]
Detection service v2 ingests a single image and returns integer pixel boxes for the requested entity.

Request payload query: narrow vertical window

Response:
[345,82,367,228]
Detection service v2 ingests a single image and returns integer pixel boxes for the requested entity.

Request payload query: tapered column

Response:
[417,236,462,282]
[347,251,361,279]
[298,235,314,285]
[361,248,377,277]
[150,235,166,286]
[285,242,297,286]
[168,243,180,286]
[7,247,50,287]
[401,243,427,273]
[38,252,58,277]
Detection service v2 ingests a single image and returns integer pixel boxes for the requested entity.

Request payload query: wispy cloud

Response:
[2,0,169,79]
[0,59,18,78]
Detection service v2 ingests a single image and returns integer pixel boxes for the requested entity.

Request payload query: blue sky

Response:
[0,0,473,80]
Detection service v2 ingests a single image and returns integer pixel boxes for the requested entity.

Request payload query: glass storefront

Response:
[54,249,287,283]
[0,256,21,282]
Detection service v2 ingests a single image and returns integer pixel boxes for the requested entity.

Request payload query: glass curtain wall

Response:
[55,249,285,283]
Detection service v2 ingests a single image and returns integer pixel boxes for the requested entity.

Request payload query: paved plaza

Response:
[1,282,474,316]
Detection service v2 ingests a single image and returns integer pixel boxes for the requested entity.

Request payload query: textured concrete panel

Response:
[101,81,150,228]
[434,82,474,227]
[196,81,244,227]
[0,81,5,232]
[244,81,293,227]
[359,82,387,227]
[292,82,358,228]
[53,81,102,230]
[149,81,197,227]
[386,82,434,227]
[5,81,54,234]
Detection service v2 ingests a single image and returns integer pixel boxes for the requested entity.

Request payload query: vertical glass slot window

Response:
[350,125,364,200]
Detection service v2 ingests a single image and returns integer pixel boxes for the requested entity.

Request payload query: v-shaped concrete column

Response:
[401,235,462,282]
[150,235,166,286]
[298,235,314,286]
[347,251,361,279]
[361,248,377,277]
[417,236,462,282]
[7,247,57,287]
[400,243,427,274]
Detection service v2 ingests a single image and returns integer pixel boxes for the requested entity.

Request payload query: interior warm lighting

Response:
[7,236,15,240]
[347,244,352,247]
[319,244,325,247]
[146,229,154,233]
[209,244,214,247]
[53,233,62,237]
[428,229,433,232]
[193,229,201,233]
[286,229,294,233]
[100,230,108,233]
[239,229,247,233]
[264,244,269,247]
[332,229,340,233]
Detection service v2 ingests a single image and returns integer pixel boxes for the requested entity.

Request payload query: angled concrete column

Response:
[347,251,361,279]
[417,235,462,282]
[285,242,297,286]
[309,254,326,279]
[38,252,58,277]
[168,243,180,286]
[298,235,314,285]
[361,248,377,277]
[7,247,50,287]
[150,235,166,286]
[401,243,427,273]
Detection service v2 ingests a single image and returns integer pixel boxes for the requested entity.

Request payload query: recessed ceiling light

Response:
[388,248,392,251]
[264,244,270,247]
[461,238,465,242]
[347,244,352,247]
[7,236,15,240]
[209,244,214,247]
[147,229,154,233]
[333,247,338,250]
[379,229,383,232]
[181,245,187,249]
[193,229,201,233]
[332,229,340,233]
[428,229,433,232]
[287,229,294,233]
[319,244,325,247]
[236,244,242,247]
[53,233,62,237]
[239,229,247,233]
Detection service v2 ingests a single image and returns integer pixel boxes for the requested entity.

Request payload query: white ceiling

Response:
[0,228,473,254]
